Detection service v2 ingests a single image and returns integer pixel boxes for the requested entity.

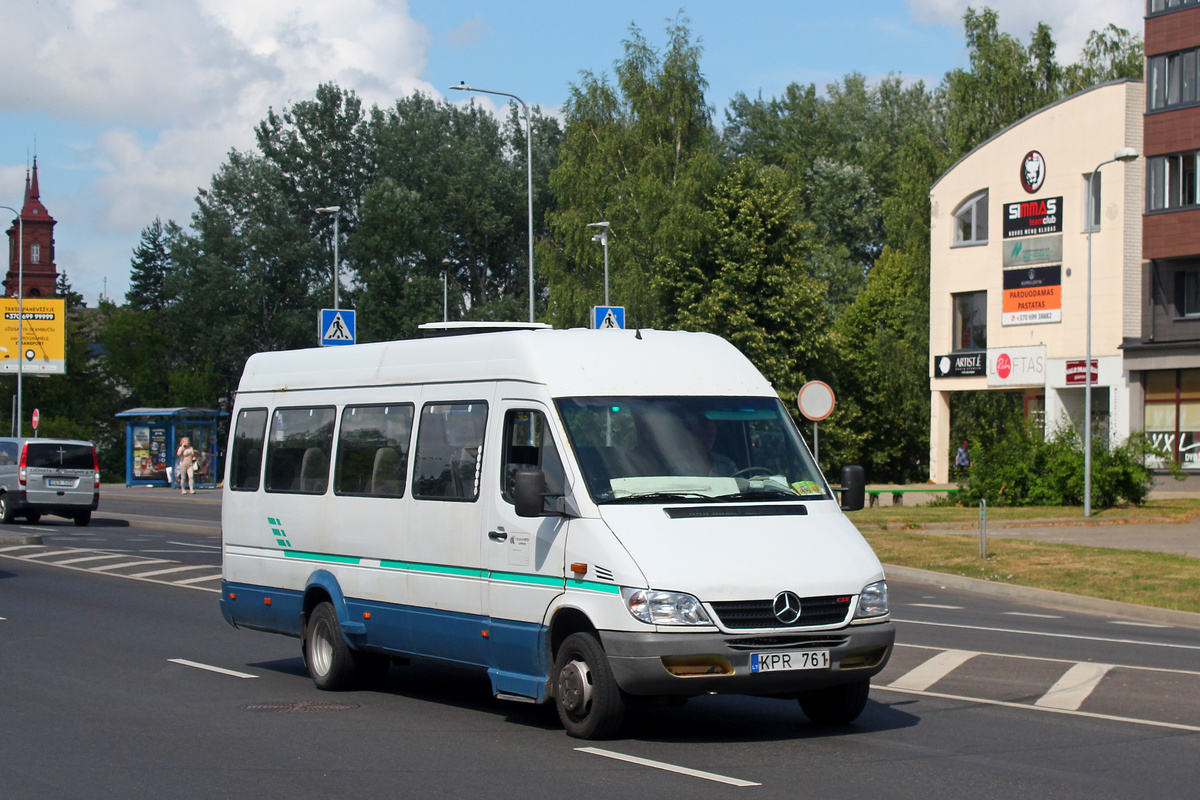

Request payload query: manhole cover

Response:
[244,701,360,713]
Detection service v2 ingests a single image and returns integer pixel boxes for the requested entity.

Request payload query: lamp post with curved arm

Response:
[450,82,535,323]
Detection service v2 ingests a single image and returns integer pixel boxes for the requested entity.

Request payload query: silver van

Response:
[0,437,100,526]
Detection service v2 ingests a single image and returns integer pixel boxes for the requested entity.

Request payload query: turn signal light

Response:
[570,563,588,575]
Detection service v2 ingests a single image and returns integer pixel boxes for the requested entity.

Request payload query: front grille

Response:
[724,635,849,651]
[710,595,852,629]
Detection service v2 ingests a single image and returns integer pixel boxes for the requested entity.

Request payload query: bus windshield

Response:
[555,396,830,504]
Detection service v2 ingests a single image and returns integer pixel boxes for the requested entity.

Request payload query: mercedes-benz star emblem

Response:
[772,591,802,624]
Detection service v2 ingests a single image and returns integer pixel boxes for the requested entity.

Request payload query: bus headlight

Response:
[621,588,711,625]
[854,580,889,619]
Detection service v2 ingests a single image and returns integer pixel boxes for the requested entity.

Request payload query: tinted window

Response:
[229,408,268,491]
[265,407,336,494]
[413,402,488,501]
[334,404,414,497]
[26,443,94,470]
[501,410,565,512]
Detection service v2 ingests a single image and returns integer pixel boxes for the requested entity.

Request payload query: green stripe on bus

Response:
[283,551,361,565]
[568,578,622,594]
[488,571,565,588]
[407,562,484,579]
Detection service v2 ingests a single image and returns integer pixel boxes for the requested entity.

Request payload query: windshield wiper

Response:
[709,488,803,502]
[599,491,713,505]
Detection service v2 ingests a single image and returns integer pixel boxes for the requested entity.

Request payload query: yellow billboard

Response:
[0,298,66,375]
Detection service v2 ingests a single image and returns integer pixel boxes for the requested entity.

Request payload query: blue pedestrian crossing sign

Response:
[320,308,356,346]
[591,305,625,330]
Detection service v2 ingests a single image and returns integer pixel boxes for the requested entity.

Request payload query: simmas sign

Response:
[1004,196,1062,238]
[0,298,66,375]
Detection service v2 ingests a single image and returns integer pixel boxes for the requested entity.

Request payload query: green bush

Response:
[957,424,1159,508]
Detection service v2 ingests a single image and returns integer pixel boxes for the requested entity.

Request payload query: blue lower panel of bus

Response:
[221,581,548,701]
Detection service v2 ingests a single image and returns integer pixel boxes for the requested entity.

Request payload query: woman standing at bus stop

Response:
[176,437,196,494]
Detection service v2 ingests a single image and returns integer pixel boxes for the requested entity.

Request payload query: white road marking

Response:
[908,603,964,610]
[1035,662,1114,710]
[896,618,1200,651]
[167,541,220,550]
[90,559,171,572]
[0,545,45,553]
[168,659,257,679]
[1004,612,1063,619]
[52,554,130,566]
[896,643,1200,677]
[878,684,1200,733]
[576,747,760,787]
[174,573,223,585]
[129,565,212,579]
[888,648,977,691]
[13,549,74,560]
[1108,620,1171,629]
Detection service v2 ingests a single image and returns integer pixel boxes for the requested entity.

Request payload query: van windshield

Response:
[26,443,95,470]
[555,396,830,504]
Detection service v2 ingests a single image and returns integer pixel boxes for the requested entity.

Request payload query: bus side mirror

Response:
[514,467,547,517]
[839,465,865,512]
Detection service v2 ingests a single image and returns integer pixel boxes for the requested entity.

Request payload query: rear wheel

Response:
[798,679,870,725]
[74,510,91,527]
[304,602,359,691]
[24,513,40,524]
[554,632,625,739]
[0,494,13,524]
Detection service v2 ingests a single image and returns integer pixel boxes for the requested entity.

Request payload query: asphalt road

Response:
[2,493,1199,797]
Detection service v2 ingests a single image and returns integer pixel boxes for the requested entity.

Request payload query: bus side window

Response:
[413,402,488,501]
[264,406,336,494]
[229,409,268,491]
[334,404,414,497]
[501,409,565,511]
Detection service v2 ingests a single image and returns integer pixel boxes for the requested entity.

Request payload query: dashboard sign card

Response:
[1004,196,1062,238]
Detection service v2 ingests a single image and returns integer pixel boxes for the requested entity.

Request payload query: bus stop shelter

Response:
[116,407,228,488]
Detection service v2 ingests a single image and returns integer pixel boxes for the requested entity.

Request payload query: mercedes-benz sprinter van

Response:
[220,326,893,738]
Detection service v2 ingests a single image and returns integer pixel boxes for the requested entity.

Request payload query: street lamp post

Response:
[1,205,23,437]
[587,221,611,306]
[1083,146,1139,517]
[450,82,535,323]
[316,206,341,310]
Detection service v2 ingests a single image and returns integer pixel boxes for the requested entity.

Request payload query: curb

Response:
[0,534,43,545]
[885,563,1200,630]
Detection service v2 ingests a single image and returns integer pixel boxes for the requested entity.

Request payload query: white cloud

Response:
[906,0,1144,62]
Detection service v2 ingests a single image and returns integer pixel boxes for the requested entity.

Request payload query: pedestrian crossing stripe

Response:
[323,312,353,341]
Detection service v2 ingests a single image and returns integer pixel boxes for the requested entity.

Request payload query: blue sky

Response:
[0,1,1142,306]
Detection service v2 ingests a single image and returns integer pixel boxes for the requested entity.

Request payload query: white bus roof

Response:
[235,328,775,398]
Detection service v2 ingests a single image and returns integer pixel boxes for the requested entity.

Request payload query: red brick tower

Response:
[5,158,59,298]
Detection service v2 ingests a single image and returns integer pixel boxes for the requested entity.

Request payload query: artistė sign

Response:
[933,350,985,378]
[1002,264,1062,325]
[986,345,1046,387]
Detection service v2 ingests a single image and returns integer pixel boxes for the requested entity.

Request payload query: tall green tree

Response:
[126,218,179,312]
[541,18,721,328]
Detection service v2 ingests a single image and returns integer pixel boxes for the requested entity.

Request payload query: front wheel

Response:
[798,679,870,725]
[73,510,91,527]
[554,632,625,739]
[304,602,360,691]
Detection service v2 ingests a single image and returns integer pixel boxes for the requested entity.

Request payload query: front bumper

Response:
[600,621,895,696]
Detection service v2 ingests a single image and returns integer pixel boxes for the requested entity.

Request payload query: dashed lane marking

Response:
[1035,662,1114,711]
[576,747,760,788]
[168,659,257,679]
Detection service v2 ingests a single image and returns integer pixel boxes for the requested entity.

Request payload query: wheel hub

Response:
[558,659,593,713]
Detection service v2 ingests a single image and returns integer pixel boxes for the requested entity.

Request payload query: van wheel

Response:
[554,632,625,739]
[798,679,870,725]
[304,602,359,691]
[25,513,40,524]
[0,494,13,524]
[74,511,91,527]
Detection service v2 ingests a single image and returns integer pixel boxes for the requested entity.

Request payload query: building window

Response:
[1149,48,1200,111]
[30,243,39,264]
[1176,272,1200,317]
[952,190,989,246]
[1148,151,1200,211]
[1084,172,1102,232]
[953,291,987,351]
[1148,0,1200,13]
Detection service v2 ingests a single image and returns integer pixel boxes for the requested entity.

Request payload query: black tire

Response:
[0,493,13,524]
[553,632,625,739]
[304,602,359,691]
[798,679,870,725]
[25,513,40,524]
[74,510,91,527]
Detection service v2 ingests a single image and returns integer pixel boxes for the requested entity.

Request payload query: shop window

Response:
[952,291,987,351]
[953,190,988,246]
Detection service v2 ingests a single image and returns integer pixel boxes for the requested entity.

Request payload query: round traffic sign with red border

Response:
[797,381,835,421]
